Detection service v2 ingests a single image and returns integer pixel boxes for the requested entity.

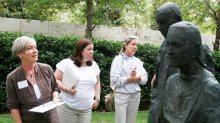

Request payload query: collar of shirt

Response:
[121,53,134,60]
[179,66,203,81]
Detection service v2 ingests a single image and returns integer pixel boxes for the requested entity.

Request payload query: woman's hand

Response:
[92,100,100,110]
[66,86,77,95]
[52,96,61,103]
[127,76,141,83]
[151,74,156,87]
[130,67,137,77]
[52,91,60,103]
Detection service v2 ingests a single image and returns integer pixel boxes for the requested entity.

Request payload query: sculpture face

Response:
[166,29,195,67]
[156,9,177,38]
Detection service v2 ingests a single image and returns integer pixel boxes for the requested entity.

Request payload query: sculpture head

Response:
[166,21,203,68]
[156,2,182,38]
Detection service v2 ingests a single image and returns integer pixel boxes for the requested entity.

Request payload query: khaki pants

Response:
[57,104,92,123]
[114,92,140,123]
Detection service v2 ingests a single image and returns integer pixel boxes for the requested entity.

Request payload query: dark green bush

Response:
[1,32,220,113]
[93,38,158,110]
[0,33,80,113]
[0,32,156,112]
[0,32,21,112]
[212,51,220,81]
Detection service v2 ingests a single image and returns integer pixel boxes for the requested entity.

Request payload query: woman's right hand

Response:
[130,67,137,77]
[66,86,77,95]
[127,76,141,83]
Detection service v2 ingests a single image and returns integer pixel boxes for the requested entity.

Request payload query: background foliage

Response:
[0,0,219,49]
[0,32,158,113]
[0,0,218,34]
[1,32,220,113]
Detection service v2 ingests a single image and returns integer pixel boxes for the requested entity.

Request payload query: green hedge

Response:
[212,51,220,81]
[0,32,158,112]
[93,39,158,110]
[1,32,220,113]
[0,33,80,112]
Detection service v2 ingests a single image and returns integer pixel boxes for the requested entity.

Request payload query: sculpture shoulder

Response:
[202,69,220,96]
[164,73,179,90]
[204,80,220,95]
[166,73,179,84]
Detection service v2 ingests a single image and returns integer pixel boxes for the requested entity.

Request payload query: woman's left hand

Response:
[52,91,61,103]
[92,100,100,110]
[52,96,61,103]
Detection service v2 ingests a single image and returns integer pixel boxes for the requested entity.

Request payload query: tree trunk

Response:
[85,0,93,39]
[213,11,220,51]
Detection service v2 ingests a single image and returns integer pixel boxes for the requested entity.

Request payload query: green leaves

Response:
[0,32,159,111]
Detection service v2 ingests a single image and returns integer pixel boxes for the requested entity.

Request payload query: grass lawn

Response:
[0,111,148,123]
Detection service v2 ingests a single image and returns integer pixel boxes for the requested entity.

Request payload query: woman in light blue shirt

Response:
[110,36,148,123]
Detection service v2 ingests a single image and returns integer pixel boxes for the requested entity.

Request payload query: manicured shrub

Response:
[0,32,157,112]
[212,51,220,81]
[2,32,220,113]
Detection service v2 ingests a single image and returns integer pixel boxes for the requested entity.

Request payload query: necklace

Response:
[23,63,36,78]
[27,73,33,78]
[25,70,36,85]
[29,73,33,78]
[26,70,34,78]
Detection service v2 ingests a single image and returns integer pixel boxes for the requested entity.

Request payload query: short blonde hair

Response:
[123,36,139,45]
[12,36,36,56]
[120,36,139,54]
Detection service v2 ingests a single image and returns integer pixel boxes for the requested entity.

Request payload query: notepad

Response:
[133,61,144,76]
[62,66,80,87]
[29,101,65,113]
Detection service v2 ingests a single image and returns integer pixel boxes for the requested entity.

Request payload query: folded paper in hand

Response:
[62,67,80,87]
[29,101,65,113]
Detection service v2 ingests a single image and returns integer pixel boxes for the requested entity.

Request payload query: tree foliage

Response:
[0,0,219,49]
[148,0,213,33]
[92,0,148,28]
[200,0,220,50]
[0,0,146,27]
[148,0,220,50]
[0,0,27,19]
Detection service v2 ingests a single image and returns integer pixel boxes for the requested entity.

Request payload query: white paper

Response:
[133,61,144,76]
[29,101,65,113]
[62,66,80,87]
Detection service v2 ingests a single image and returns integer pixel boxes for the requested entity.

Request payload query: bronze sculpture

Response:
[149,2,215,123]
[159,21,220,123]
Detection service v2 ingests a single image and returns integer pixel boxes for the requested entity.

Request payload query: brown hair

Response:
[71,39,93,67]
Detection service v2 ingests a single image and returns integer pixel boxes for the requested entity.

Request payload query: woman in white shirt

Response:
[54,39,101,123]
[110,36,148,123]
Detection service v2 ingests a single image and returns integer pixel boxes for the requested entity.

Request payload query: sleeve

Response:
[47,65,60,93]
[207,107,220,123]
[110,56,127,89]
[92,61,100,76]
[56,59,69,72]
[6,74,20,109]
[135,58,148,85]
[139,67,148,85]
